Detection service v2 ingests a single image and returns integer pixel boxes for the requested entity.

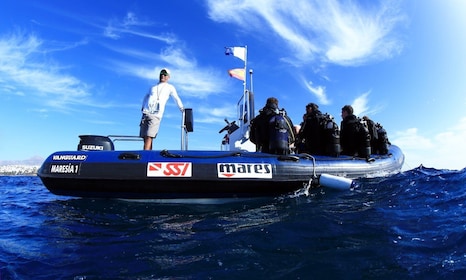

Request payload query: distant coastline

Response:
[0,165,40,175]
[0,157,43,175]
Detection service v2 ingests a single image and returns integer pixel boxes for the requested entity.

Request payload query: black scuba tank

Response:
[268,114,289,155]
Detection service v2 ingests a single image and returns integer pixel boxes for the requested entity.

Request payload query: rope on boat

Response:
[160,149,242,159]
[306,155,318,189]
[159,149,383,162]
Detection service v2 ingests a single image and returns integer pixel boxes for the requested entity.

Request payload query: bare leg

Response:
[143,136,153,150]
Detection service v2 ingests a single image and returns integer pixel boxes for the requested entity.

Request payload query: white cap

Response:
[160,68,170,76]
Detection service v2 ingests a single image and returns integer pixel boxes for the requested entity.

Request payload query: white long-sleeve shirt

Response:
[141,82,184,119]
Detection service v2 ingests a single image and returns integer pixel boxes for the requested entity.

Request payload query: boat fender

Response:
[319,173,353,190]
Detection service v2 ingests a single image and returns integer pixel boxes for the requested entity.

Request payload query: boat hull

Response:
[38,145,404,199]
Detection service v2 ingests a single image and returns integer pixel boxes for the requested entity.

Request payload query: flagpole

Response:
[249,69,254,119]
[243,45,247,96]
[224,45,250,128]
[243,45,248,128]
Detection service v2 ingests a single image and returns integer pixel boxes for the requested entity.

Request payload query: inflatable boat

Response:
[38,87,404,200]
[38,142,403,199]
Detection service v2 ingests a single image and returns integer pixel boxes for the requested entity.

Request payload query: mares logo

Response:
[217,163,272,179]
[147,162,192,177]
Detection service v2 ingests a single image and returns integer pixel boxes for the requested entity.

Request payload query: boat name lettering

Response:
[217,163,272,179]
[52,155,87,161]
[50,164,80,174]
[81,145,104,151]
[147,162,192,177]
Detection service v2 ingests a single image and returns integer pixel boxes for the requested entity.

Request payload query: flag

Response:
[228,68,245,81]
[225,46,246,62]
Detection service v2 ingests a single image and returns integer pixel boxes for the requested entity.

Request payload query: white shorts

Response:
[139,114,161,138]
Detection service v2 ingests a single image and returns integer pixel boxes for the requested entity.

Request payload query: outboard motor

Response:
[77,135,114,151]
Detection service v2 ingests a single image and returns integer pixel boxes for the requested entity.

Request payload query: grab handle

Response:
[118,153,141,160]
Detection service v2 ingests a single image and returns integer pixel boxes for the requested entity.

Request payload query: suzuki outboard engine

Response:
[77,135,114,151]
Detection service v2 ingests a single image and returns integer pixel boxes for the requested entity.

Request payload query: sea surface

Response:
[1,166,465,279]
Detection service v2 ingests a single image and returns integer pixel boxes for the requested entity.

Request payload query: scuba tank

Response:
[358,119,372,158]
[268,113,290,155]
[376,125,389,155]
[322,114,341,157]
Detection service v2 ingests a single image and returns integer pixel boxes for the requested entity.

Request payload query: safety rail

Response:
[81,109,193,151]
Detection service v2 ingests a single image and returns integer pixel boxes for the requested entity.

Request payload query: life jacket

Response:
[268,113,290,155]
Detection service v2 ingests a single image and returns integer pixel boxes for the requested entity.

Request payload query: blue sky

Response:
[1,0,465,171]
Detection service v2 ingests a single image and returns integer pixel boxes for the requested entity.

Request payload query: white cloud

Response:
[349,91,385,118]
[0,32,138,112]
[346,92,466,171]
[302,79,330,105]
[207,0,405,108]
[97,12,229,100]
[196,104,236,124]
[102,46,228,99]
[391,118,466,171]
[0,32,92,109]
[102,12,179,44]
[207,0,405,66]
[351,92,370,116]
[323,1,404,65]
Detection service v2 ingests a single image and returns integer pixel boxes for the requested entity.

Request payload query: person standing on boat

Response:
[139,68,184,150]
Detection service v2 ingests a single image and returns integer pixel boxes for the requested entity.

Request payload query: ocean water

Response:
[1,166,465,279]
